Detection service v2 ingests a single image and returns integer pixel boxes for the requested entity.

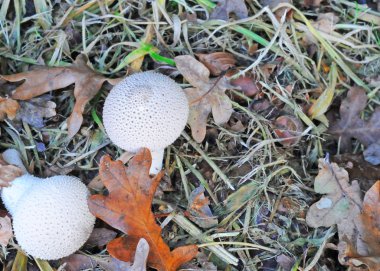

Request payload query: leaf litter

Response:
[0,0,380,270]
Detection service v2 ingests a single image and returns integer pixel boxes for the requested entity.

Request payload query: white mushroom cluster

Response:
[1,149,95,260]
[103,71,189,174]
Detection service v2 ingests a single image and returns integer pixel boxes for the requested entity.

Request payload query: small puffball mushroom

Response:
[1,149,95,260]
[103,71,189,174]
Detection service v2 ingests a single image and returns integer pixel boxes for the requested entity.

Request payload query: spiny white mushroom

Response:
[1,149,95,260]
[103,71,189,174]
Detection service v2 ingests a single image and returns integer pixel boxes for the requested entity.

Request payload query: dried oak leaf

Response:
[175,55,233,143]
[88,149,198,271]
[329,87,380,154]
[0,154,23,187]
[1,54,121,138]
[210,0,248,21]
[15,95,56,128]
[0,215,13,247]
[303,13,339,45]
[196,52,236,76]
[0,97,19,121]
[187,186,218,229]
[306,158,362,229]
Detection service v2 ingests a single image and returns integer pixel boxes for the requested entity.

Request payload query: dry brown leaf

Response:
[88,149,198,271]
[196,52,236,76]
[306,159,380,270]
[187,186,218,229]
[0,97,19,121]
[210,0,248,21]
[1,54,122,138]
[175,55,233,143]
[273,115,304,146]
[0,154,23,187]
[306,158,362,228]
[0,215,13,247]
[329,87,380,165]
[61,254,97,271]
[84,227,117,249]
[303,13,339,45]
[226,70,261,97]
[15,95,56,128]
[303,0,322,7]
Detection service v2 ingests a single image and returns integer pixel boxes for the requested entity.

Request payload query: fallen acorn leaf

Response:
[0,96,19,121]
[0,154,23,187]
[329,87,380,164]
[273,115,304,146]
[210,0,248,21]
[1,54,122,138]
[0,215,13,246]
[187,186,218,229]
[196,52,236,76]
[175,55,233,143]
[88,149,198,271]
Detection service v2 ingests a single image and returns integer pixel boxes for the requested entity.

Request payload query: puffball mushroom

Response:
[103,71,189,174]
[1,149,95,260]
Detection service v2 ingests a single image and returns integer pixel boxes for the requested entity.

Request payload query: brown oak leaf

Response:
[88,149,198,271]
[0,154,23,187]
[210,0,248,21]
[175,55,233,143]
[1,54,121,138]
[0,97,19,121]
[329,87,380,160]
[196,52,236,76]
[0,215,13,246]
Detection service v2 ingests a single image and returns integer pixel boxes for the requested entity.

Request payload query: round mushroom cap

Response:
[12,176,95,260]
[103,71,189,152]
[1,174,40,215]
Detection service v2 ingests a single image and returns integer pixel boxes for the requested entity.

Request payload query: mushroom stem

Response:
[2,149,28,174]
[150,148,165,175]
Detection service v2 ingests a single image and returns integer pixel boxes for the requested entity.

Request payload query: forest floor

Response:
[0,0,380,270]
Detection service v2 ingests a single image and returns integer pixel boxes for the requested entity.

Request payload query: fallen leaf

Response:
[363,143,380,166]
[84,227,118,249]
[329,87,380,156]
[303,13,339,45]
[210,0,248,21]
[0,97,19,121]
[273,115,304,146]
[261,0,292,19]
[196,52,236,76]
[1,54,122,138]
[0,154,23,187]
[175,55,233,143]
[187,186,218,229]
[306,158,362,228]
[61,254,97,271]
[226,70,261,97]
[15,95,56,128]
[0,215,13,246]
[276,254,295,270]
[303,0,322,7]
[88,149,198,271]
[127,238,149,271]
[308,63,337,121]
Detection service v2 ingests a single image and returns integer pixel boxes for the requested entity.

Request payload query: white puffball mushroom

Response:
[1,149,95,260]
[103,71,189,174]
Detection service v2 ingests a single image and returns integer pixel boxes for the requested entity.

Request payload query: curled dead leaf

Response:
[1,54,122,138]
[226,70,261,97]
[273,115,304,146]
